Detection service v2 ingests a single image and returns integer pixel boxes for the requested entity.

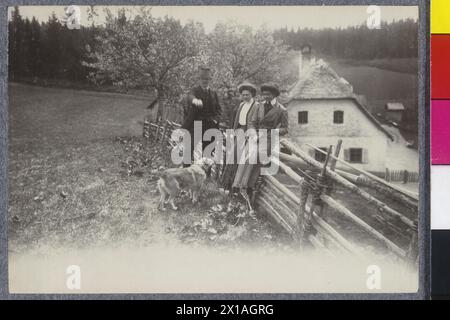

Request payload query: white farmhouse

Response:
[285,55,394,173]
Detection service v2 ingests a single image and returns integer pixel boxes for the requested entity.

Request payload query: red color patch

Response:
[432,35,450,99]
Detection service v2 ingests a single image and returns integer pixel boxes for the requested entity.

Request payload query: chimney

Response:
[298,51,303,78]
[299,44,312,78]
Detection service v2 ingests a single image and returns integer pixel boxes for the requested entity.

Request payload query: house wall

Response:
[286,99,389,172]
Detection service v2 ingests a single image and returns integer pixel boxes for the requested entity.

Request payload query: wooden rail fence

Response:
[385,169,419,183]
[143,118,419,265]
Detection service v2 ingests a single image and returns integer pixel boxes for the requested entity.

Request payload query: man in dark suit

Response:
[182,67,222,165]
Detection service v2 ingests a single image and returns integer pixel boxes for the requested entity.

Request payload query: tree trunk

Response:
[156,88,164,122]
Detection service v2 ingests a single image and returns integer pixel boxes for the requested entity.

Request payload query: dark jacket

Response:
[182,86,222,130]
[249,100,289,135]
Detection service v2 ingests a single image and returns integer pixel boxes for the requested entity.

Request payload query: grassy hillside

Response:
[8,83,286,252]
[339,57,418,75]
[326,57,418,114]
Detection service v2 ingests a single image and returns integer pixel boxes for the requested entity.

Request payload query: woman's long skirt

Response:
[221,135,246,191]
[233,131,271,189]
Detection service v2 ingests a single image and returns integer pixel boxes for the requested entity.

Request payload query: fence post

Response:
[328,140,342,194]
[154,119,161,143]
[297,179,310,248]
[160,121,169,151]
[406,225,418,265]
[252,175,263,208]
[311,146,333,244]
[385,168,390,182]
[298,145,333,249]
[214,126,225,183]
[329,139,342,171]
[403,170,409,184]
[143,118,150,139]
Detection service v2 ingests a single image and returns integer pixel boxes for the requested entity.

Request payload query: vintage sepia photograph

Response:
[7,5,420,293]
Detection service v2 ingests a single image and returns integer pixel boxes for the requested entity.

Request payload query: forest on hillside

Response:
[9,7,418,84]
[273,19,418,60]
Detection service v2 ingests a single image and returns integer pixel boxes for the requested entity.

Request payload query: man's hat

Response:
[199,67,212,80]
[260,83,280,97]
[238,82,257,97]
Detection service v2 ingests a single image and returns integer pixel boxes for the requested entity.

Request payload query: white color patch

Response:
[431,165,450,230]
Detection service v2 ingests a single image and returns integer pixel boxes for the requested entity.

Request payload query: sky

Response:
[10,5,418,32]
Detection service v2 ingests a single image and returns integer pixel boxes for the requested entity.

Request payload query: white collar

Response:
[270,98,277,106]
[243,98,254,105]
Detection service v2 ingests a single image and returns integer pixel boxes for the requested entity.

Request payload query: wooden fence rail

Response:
[281,139,416,228]
[305,143,419,202]
[142,118,418,265]
[385,169,419,183]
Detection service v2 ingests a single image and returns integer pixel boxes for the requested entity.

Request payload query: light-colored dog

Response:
[157,158,215,211]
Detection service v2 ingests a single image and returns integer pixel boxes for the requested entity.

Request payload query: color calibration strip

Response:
[431,0,450,229]
[431,0,450,299]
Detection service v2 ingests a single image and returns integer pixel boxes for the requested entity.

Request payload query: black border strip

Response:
[431,230,450,298]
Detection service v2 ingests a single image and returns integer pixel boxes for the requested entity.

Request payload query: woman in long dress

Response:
[221,83,259,192]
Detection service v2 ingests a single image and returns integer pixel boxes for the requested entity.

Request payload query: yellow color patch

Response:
[432,0,450,33]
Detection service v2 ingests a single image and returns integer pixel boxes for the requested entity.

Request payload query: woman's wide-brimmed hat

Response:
[238,82,257,97]
[260,83,280,97]
[199,66,212,80]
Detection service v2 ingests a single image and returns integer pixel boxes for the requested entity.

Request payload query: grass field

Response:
[8,83,286,253]
[8,83,149,251]
[328,58,418,114]
[339,57,418,75]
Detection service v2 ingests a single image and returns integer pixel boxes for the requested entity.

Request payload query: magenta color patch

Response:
[432,100,450,164]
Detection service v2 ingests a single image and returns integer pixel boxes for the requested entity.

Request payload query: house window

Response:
[334,110,344,124]
[349,148,362,163]
[314,147,328,162]
[344,148,369,164]
[298,111,308,124]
